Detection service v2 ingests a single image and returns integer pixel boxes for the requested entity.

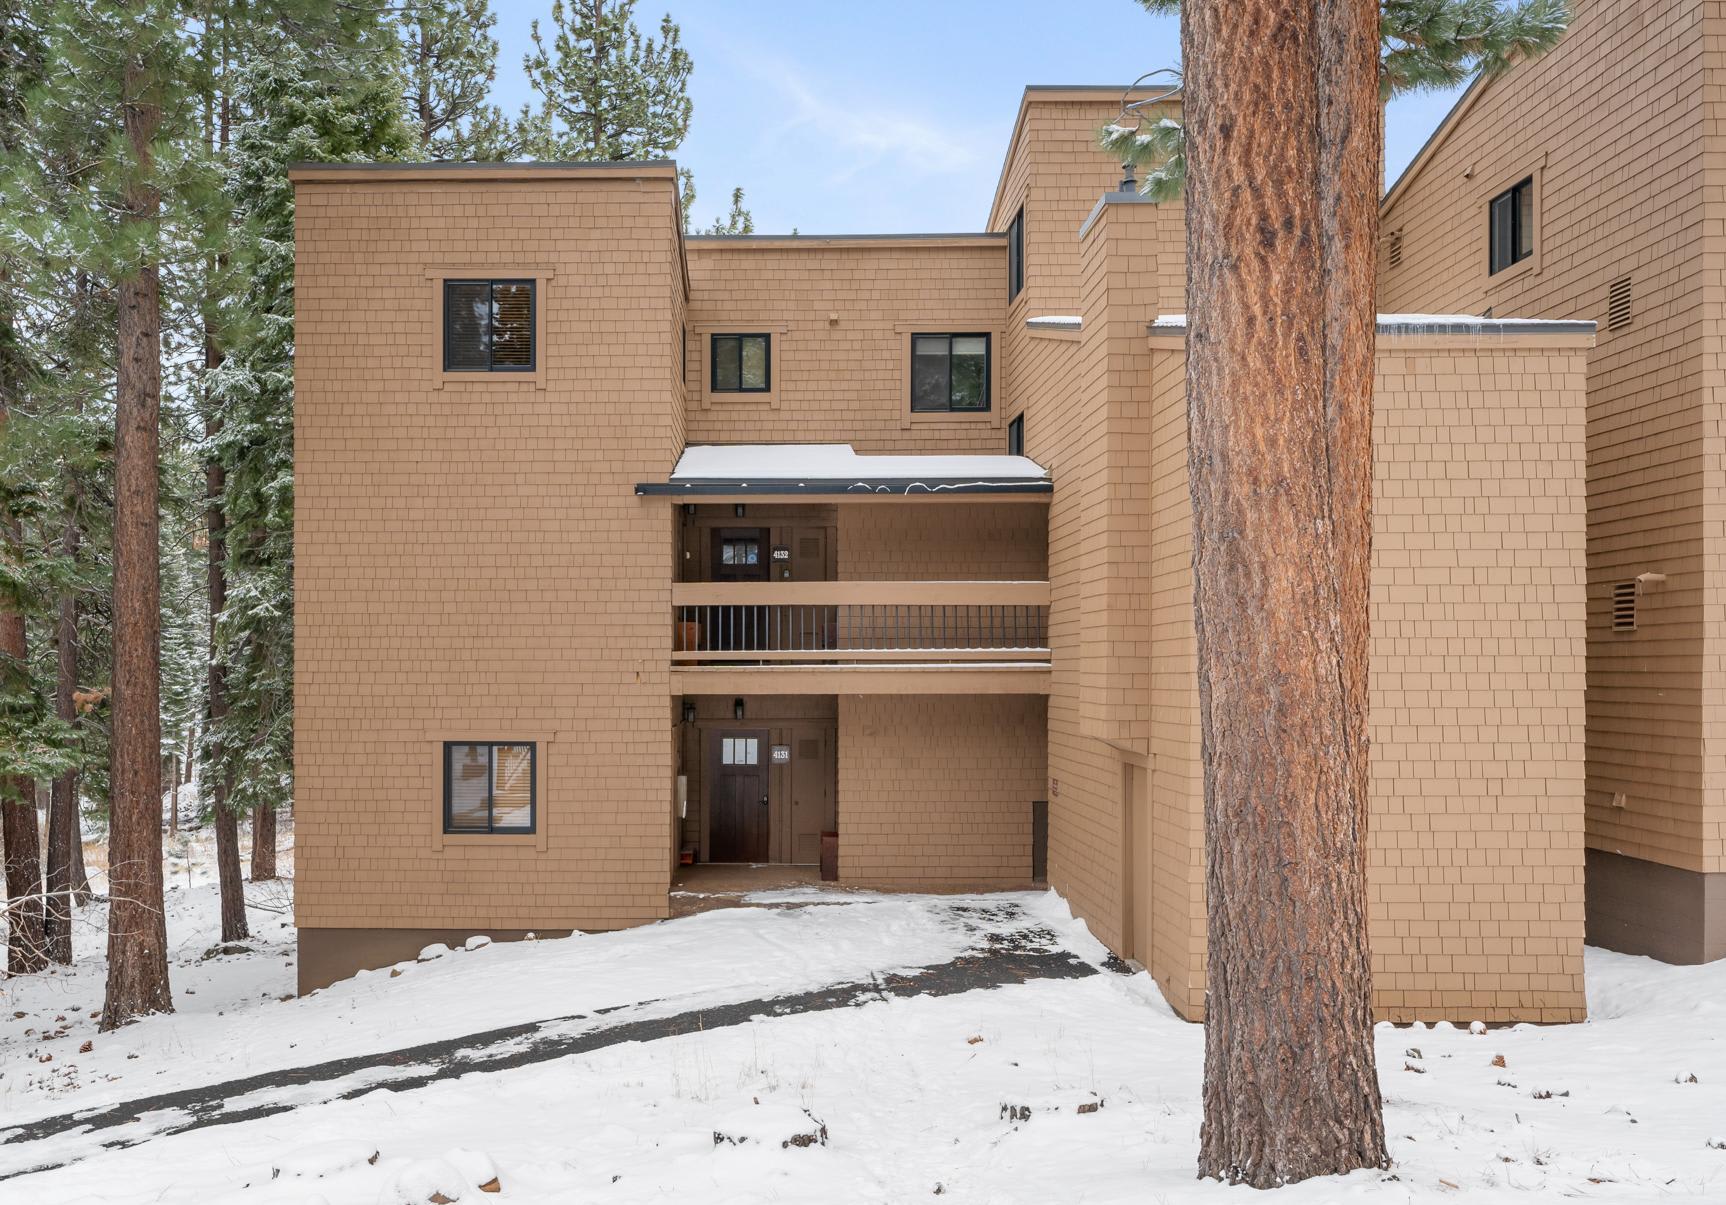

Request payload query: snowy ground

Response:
[1,833,1722,1204]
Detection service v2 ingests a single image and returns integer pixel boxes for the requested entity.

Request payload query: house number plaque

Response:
[771,744,791,762]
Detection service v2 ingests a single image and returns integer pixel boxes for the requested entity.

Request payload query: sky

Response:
[486,0,1469,234]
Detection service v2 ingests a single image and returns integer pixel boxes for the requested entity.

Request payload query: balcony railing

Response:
[671,581,1050,664]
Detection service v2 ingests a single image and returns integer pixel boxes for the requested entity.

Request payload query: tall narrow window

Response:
[1007,207,1025,301]
[444,742,536,834]
[711,333,771,392]
[911,333,991,412]
[1488,177,1534,274]
[443,280,535,371]
[1007,412,1025,456]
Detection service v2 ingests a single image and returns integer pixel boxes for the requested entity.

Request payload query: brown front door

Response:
[709,728,770,862]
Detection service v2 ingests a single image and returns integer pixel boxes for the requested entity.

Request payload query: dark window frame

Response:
[910,332,992,413]
[442,279,536,373]
[1007,412,1024,456]
[710,332,772,393]
[1007,207,1025,301]
[1487,177,1534,275]
[442,740,537,835]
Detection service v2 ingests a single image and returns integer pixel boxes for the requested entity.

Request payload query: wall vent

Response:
[1608,275,1633,330]
[1613,581,1638,631]
[1387,229,1403,268]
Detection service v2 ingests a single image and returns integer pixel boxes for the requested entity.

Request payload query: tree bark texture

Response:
[207,365,247,943]
[45,514,80,962]
[102,50,171,1029]
[251,802,276,881]
[0,333,47,975]
[2,778,46,975]
[1184,0,1388,1186]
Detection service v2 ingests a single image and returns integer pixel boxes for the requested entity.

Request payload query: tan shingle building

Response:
[292,83,1604,1021]
[1380,0,1724,967]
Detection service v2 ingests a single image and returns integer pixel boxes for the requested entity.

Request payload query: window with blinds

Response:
[911,333,991,412]
[443,279,535,372]
[444,741,536,833]
[1488,178,1534,275]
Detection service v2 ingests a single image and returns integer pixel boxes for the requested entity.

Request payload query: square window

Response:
[711,333,771,392]
[443,280,535,372]
[444,742,536,833]
[1488,177,1534,275]
[911,333,991,413]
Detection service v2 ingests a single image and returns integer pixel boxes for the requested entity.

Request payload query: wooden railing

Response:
[671,581,1051,664]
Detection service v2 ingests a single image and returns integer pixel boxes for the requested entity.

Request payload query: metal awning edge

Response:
[635,479,1053,496]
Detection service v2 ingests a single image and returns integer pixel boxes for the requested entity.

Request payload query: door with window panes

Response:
[709,730,770,862]
[711,528,767,650]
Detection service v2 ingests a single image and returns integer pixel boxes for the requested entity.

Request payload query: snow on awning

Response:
[636,444,1052,497]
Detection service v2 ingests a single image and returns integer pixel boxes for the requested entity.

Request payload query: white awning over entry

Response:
[637,443,1051,498]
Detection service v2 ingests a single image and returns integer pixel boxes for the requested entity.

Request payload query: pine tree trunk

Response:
[168,749,179,834]
[208,344,248,944]
[251,803,277,881]
[102,48,172,1030]
[1184,0,1387,1186]
[45,513,81,963]
[0,297,47,974]
[2,778,47,975]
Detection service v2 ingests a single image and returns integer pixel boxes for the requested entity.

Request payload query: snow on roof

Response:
[1026,315,1082,330]
[1150,312,1596,335]
[668,443,1048,485]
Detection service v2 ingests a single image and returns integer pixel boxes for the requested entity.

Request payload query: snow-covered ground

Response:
[1,832,1722,1204]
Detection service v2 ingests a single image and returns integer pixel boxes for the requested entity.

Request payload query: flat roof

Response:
[287,160,678,183]
[636,443,1052,498]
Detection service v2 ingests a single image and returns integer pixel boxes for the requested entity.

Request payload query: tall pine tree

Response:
[205,35,411,895]
[522,0,752,232]
[398,0,524,161]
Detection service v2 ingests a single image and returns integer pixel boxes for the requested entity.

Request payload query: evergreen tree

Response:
[700,186,755,236]
[1100,0,1572,201]
[523,0,692,159]
[521,0,752,231]
[398,0,519,160]
[205,36,411,888]
[1,0,53,975]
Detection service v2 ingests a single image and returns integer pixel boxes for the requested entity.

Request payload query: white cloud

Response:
[735,48,990,187]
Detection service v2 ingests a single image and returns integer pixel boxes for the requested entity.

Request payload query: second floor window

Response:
[444,280,534,371]
[1008,413,1024,455]
[711,333,771,392]
[912,333,990,412]
[1007,207,1025,300]
[1488,177,1534,274]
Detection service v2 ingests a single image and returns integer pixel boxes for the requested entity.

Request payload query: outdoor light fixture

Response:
[733,697,745,721]
[734,503,746,518]
[682,701,696,725]
[1111,68,1183,194]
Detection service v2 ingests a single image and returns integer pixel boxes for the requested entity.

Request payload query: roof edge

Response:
[685,232,1004,248]
[288,160,679,184]
[986,85,1182,232]
[636,479,1054,497]
[1381,72,1491,214]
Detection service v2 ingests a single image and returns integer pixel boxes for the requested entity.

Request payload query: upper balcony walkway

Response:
[644,444,1053,695]
[668,580,1051,695]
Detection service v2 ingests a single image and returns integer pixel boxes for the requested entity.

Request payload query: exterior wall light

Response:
[682,701,697,725]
